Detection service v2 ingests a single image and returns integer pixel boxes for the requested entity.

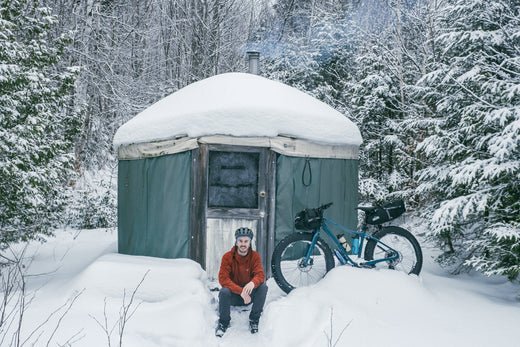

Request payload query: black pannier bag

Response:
[365,200,406,225]
[294,208,323,230]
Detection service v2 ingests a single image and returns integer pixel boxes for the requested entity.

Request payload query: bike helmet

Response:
[235,227,254,240]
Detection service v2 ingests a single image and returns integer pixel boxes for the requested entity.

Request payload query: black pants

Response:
[218,283,268,324]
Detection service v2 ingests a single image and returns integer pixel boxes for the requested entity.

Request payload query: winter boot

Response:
[215,321,229,337]
[249,320,259,334]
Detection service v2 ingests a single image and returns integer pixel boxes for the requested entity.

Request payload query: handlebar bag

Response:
[294,208,322,230]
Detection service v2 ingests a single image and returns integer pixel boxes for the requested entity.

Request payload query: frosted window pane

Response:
[208,151,259,208]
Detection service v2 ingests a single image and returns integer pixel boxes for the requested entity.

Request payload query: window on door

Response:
[208,151,259,209]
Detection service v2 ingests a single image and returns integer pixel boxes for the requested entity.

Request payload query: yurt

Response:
[113,72,363,279]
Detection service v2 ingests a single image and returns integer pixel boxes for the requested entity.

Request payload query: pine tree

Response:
[347,0,435,204]
[415,0,520,278]
[347,37,406,202]
[0,0,79,247]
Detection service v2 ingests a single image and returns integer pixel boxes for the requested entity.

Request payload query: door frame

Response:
[190,143,275,277]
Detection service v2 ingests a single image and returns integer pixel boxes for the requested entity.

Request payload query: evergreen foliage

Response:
[415,0,520,278]
[323,1,430,204]
[0,0,79,247]
[347,37,407,202]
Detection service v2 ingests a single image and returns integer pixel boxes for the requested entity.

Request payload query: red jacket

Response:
[218,246,265,295]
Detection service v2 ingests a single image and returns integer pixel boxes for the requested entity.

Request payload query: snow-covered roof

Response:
[113,73,362,148]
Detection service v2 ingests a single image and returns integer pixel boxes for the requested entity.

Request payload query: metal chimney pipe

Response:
[246,51,260,75]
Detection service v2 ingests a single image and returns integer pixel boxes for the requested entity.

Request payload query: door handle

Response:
[259,191,266,198]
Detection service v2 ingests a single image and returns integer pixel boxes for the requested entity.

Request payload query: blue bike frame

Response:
[303,217,400,268]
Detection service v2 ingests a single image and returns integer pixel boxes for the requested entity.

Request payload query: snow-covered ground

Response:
[4,228,520,347]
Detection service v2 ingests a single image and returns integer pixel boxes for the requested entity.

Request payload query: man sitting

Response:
[215,227,268,337]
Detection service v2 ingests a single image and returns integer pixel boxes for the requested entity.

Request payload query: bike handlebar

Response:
[319,202,333,211]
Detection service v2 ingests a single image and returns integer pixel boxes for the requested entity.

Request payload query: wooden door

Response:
[203,145,269,280]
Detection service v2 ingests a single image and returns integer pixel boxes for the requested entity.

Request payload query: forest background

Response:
[1,0,519,283]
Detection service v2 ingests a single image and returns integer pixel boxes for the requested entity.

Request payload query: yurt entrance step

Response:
[203,146,270,280]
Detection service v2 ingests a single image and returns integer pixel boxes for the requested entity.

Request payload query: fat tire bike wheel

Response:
[364,226,423,275]
[271,232,335,294]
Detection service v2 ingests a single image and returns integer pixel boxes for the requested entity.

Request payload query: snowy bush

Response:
[66,170,117,229]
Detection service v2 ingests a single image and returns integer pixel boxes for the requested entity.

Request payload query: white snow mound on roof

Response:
[113,72,362,147]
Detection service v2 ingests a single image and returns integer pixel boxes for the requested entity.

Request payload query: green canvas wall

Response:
[118,151,192,258]
[117,150,359,260]
[274,155,359,243]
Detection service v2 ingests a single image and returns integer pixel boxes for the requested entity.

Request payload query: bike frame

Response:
[303,217,400,268]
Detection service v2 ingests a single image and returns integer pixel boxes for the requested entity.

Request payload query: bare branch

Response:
[45,289,85,347]
[323,307,352,347]
[118,270,149,347]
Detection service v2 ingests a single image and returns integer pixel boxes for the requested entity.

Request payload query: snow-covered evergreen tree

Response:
[416,0,520,279]
[347,0,436,204]
[0,0,79,247]
[347,37,407,202]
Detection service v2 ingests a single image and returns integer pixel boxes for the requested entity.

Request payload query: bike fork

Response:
[301,230,321,267]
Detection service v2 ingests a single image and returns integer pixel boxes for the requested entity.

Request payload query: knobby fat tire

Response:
[363,226,423,275]
[271,232,335,294]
